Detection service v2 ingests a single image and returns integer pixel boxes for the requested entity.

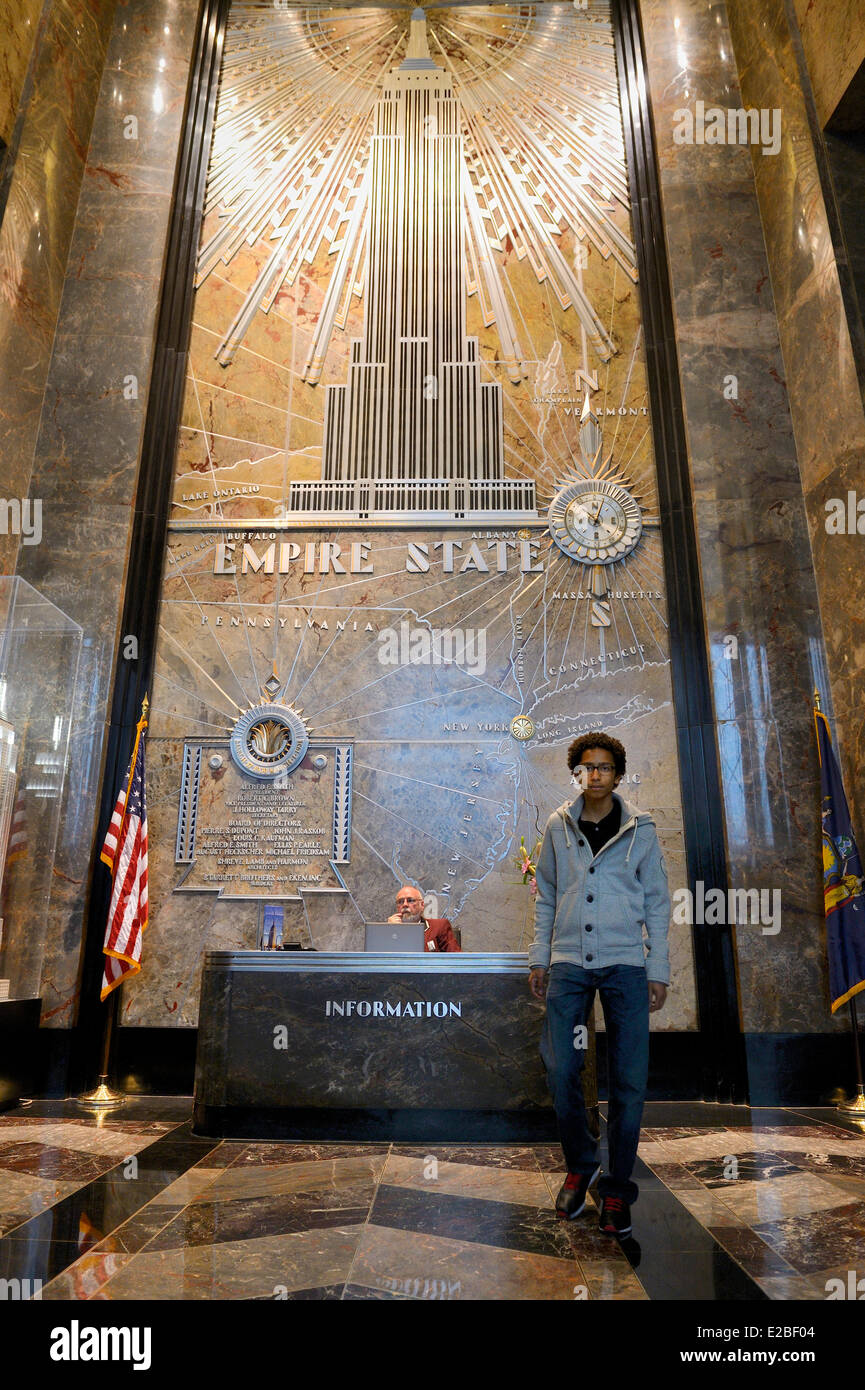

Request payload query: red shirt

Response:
[423,917,461,952]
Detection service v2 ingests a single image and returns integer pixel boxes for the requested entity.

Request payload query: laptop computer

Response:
[364,922,424,953]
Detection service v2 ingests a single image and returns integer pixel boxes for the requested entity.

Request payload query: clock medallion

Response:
[551,478,643,565]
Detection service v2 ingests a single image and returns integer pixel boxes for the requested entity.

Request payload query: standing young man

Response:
[528,733,670,1237]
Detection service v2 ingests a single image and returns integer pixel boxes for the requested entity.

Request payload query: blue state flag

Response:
[815,707,865,1012]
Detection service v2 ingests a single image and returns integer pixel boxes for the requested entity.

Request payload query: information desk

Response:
[193,951,598,1141]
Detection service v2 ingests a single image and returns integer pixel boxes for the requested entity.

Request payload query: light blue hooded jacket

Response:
[528,791,671,984]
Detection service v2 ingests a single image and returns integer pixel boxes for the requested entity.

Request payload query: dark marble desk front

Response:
[193,951,598,1141]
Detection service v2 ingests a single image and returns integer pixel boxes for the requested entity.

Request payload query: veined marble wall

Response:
[0,0,44,148]
[638,0,843,1035]
[0,0,115,578]
[791,0,865,128]
[11,0,200,1027]
[726,0,865,833]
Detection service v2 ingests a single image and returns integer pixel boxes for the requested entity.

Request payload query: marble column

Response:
[0,0,45,150]
[638,0,844,1039]
[0,0,116,578]
[13,0,201,1027]
[726,0,865,829]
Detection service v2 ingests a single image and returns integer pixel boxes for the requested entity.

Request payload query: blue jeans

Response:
[541,962,649,1204]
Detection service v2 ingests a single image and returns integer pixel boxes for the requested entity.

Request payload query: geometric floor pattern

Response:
[1,1100,863,1300]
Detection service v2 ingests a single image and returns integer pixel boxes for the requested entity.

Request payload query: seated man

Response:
[388,886,461,952]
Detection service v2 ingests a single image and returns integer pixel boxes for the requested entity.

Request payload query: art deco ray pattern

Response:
[197,2,636,373]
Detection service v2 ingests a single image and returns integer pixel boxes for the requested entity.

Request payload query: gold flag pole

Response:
[815,690,865,1118]
[78,695,149,1111]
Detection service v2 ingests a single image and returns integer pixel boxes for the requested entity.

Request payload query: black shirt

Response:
[578,801,621,857]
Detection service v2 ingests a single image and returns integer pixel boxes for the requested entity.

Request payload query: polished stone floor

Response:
[0,1100,863,1300]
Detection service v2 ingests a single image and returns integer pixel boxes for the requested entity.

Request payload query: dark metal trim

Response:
[611,0,747,1100]
[203,950,531,975]
[70,0,231,1093]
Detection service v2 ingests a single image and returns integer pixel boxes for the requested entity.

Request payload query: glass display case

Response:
[0,577,82,1004]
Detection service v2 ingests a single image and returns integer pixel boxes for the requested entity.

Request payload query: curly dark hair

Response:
[567,732,626,778]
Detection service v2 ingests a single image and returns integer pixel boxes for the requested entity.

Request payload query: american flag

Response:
[100,719,148,1000]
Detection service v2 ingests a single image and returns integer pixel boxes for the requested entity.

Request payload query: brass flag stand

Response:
[77,990,124,1111]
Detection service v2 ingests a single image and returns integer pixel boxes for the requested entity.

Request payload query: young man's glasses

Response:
[578,763,615,774]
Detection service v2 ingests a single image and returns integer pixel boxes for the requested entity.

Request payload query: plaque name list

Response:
[174,741,352,901]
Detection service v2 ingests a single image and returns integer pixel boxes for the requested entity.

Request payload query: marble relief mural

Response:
[126,1,696,1029]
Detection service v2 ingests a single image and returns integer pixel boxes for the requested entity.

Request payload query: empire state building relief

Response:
[288,11,534,519]
[189,2,642,525]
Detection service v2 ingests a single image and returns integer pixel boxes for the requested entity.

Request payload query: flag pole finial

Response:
[140,693,149,722]
[814,688,822,713]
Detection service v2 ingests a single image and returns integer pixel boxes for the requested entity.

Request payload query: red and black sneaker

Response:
[554,1165,601,1220]
[598,1195,632,1237]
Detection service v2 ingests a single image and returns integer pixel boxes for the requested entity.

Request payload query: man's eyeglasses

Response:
[579,763,615,774]
[396,897,422,906]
